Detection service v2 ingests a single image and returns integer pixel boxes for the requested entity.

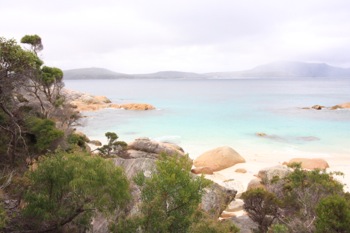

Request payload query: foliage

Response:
[20,34,43,53]
[242,188,280,233]
[67,132,89,150]
[26,116,64,152]
[98,132,127,157]
[189,208,239,233]
[243,164,348,233]
[0,37,43,163]
[0,203,7,229]
[23,151,130,231]
[121,154,211,233]
[315,195,350,233]
[268,224,288,233]
[1,35,76,163]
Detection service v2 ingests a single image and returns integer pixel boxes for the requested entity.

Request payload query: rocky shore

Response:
[303,102,350,110]
[74,92,350,232]
[63,89,155,111]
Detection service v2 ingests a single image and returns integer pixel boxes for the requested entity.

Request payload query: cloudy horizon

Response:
[1,0,350,73]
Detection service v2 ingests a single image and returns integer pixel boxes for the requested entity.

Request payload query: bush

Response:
[124,154,211,233]
[315,195,350,233]
[23,151,130,232]
[242,188,280,233]
[26,117,64,152]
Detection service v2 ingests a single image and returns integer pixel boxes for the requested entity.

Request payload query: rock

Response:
[257,165,291,183]
[125,149,159,159]
[235,168,247,173]
[226,199,244,212]
[312,105,324,110]
[191,166,214,175]
[63,89,155,112]
[331,102,350,110]
[193,146,245,172]
[128,138,185,157]
[247,178,265,190]
[284,158,329,170]
[255,132,267,137]
[200,183,237,218]
[218,179,245,195]
[114,157,156,181]
[89,140,102,146]
[119,103,155,110]
[296,136,320,141]
[231,215,258,233]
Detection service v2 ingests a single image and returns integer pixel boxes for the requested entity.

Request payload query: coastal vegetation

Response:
[1,35,350,233]
[242,164,350,233]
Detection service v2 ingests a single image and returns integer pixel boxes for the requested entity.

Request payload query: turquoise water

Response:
[65,78,350,158]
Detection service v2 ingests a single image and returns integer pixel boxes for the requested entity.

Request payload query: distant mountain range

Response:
[63,61,350,80]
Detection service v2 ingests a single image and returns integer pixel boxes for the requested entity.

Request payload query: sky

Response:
[1,0,350,73]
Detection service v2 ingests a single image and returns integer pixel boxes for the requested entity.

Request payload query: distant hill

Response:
[63,62,350,80]
[63,68,132,80]
[208,61,350,78]
[134,71,206,79]
[64,68,207,80]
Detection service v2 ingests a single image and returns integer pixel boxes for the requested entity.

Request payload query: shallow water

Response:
[65,78,350,158]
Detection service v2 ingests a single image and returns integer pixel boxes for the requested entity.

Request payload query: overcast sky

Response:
[1,0,350,73]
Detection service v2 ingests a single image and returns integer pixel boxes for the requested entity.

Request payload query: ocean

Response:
[64,78,350,159]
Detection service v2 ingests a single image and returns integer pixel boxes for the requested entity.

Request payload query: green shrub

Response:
[315,195,350,233]
[23,151,130,232]
[26,117,64,152]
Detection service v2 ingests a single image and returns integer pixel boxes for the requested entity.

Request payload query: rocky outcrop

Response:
[193,146,245,173]
[257,165,291,183]
[119,103,155,110]
[303,102,350,110]
[312,104,325,110]
[200,183,237,218]
[127,138,185,157]
[63,89,155,112]
[331,102,350,110]
[284,158,329,170]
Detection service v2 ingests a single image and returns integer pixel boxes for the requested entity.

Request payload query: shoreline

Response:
[70,89,350,193]
[83,130,350,193]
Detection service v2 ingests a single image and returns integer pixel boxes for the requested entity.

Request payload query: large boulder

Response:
[193,146,245,172]
[128,138,185,157]
[200,183,237,218]
[284,158,329,170]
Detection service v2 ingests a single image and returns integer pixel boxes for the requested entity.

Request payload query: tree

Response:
[131,154,211,232]
[279,165,344,232]
[21,151,130,232]
[315,195,350,233]
[25,116,64,152]
[0,37,42,163]
[20,34,43,54]
[244,164,347,233]
[97,132,127,157]
[242,188,280,233]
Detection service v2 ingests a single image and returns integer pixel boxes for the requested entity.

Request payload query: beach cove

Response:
[65,78,350,192]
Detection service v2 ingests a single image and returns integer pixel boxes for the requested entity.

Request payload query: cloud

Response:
[1,0,350,72]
